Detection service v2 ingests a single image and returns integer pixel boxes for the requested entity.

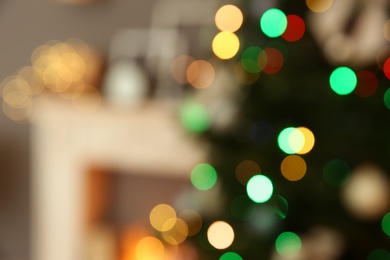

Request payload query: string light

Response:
[329,67,357,95]
[281,155,307,181]
[149,204,177,232]
[275,231,302,256]
[260,8,287,38]
[212,32,240,60]
[282,15,305,42]
[215,5,243,32]
[246,174,273,203]
[190,163,217,190]
[207,221,235,249]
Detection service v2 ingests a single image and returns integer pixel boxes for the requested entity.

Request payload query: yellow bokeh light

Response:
[288,128,305,153]
[178,209,202,236]
[281,155,307,181]
[296,127,315,154]
[186,60,215,89]
[207,221,234,249]
[306,0,334,13]
[149,204,177,232]
[162,218,189,245]
[2,101,32,123]
[215,5,243,32]
[212,32,240,60]
[135,236,165,260]
[31,40,93,94]
[17,66,45,94]
[171,55,195,84]
[235,160,261,185]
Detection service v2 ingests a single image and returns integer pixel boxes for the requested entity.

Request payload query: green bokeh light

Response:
[275,195,288,219]
[241,46,264,73]
[382,212,390,237]
[367,248,390,260]
[220,252,243,260]
[384,88,390,110]
[180,101,211,133]
[329,67,357,95]
[323,159,350,187]
[275,231,302,256]
[191,163,217,190]
[278,127,296,154]
[260,9,287,38]
[246,175,273,203]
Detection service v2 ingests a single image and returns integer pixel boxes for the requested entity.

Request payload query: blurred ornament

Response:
[102,60,148,107]
[303,226,345,260]
[342,164,390,220]
[308,0,389,67]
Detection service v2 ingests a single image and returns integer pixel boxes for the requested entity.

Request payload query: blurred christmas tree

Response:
[181,0,390,259]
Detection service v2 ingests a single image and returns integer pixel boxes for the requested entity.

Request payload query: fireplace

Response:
[30,96,207,260]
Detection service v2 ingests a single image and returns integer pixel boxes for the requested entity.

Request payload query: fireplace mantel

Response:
[30,96,208,260]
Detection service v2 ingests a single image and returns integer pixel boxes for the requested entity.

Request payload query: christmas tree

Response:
[180,0,390,259]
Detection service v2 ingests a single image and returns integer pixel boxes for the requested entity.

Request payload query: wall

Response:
[0,0,158,258]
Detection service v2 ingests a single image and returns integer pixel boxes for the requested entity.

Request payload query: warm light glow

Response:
[135,236,165,260]
[171,55,195,84]
[306,0,334,13]
[17,66,45,94]
[186,60,215,89]
[342,164,390,220]
[246,174,273,203]
[296,127,315,154]
[236,160,261,185]
[207,221,235,249]
[212,32,240,60]
[215,5,243,32]
[162,218,188,245]
[149,204,177,232]
[281,155,307,181]
[384,20,390,42]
